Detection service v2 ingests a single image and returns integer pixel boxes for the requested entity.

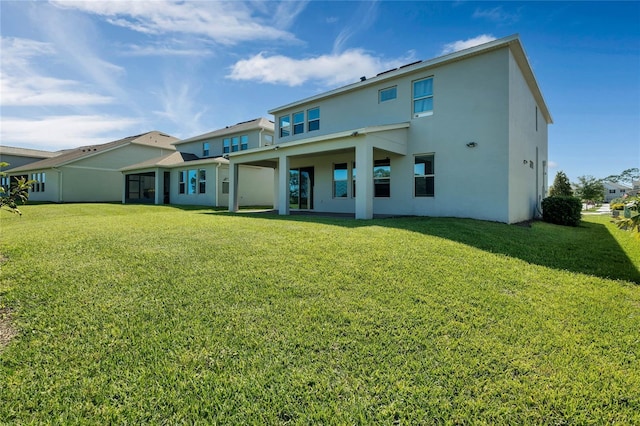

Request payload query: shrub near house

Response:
[542,195,582,227]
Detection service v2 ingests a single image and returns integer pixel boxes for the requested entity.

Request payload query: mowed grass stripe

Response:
[0,204,638,424]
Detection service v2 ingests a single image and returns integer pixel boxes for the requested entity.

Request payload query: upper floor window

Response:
[379,86,397,103]
[414,154,434,197]
[279,115,291,137]
[231,136,239,152]
[203,142,210,157]
[240,135,248,151]
[308,107,320,132]
[223,138,230,154]
[264,134,273,146]
[413,77,433,117]
[293,112,305,135]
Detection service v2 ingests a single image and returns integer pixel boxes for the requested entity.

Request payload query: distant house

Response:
[228,35,552,223]
[603,181,632,202]
[630,180,640,197]
[121,118,274,207]
[5,131,177,203]
[0,145,60,170]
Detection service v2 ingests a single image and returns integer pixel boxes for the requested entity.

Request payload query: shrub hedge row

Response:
[541,196,582,227]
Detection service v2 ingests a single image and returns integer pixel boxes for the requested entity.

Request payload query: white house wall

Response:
[169,164,273,207]
[271,48,513,222]
[507,49,549,223]
[176,130,268,158]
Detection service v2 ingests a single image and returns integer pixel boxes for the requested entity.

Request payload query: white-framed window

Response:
[374,159,390,197]
[240,135,248,151]
[307,107,320,132]
[264,134,273,146]
[30,172,45,192]
[414,154,434,197]
[231,136,239,152]
[333,163,348,198]
[188,170,197,194]
[279,115,291,137]
[199,169,206,193]
[413,77,433,117]
[203,142,210,157]
[293,112,305,135]
[379,86,397,103]
[609,189,616,194]
[223,138,230,154]
[352,162,356,198]
[179,171,186,194]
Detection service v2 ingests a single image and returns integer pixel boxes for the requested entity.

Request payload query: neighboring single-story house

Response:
[0,145,61,170]
[121,118,274,207]
[5,131,178,203]
[228,34,551,224]
[603,181,633,202]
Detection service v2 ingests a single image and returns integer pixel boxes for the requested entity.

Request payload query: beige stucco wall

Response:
[169,164,273,207]
[271,48,515,222]
[507,50,549,223]
[175,129,273,158]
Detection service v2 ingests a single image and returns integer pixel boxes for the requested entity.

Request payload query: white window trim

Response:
[412,76,434,118]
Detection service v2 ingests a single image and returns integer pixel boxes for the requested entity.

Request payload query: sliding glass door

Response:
[289,167,314,210]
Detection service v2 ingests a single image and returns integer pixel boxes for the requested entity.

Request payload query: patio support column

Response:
[355,141,374,219]
[229,161,240,212]
[273,164,280,210]
[278,154,290,216]
[154,168,161,205]
[121,173,126,204]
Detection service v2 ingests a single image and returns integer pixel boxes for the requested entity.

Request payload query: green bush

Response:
[611,203,626,211]
[541,196,582,227]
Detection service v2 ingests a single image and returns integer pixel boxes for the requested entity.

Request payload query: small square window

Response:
[379,86,397,103]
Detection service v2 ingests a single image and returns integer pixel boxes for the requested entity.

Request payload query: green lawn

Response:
[1,204,639,424]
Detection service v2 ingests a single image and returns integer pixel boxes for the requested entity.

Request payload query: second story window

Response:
[413,77,433,117]
[223,138,230,154]
[232,136,239,152]
[293,112,305,135]
[203,142,210,157]
[379,86,397,103]
[279,115,291,137]
[308,107,320,132]
[240,135,248,150]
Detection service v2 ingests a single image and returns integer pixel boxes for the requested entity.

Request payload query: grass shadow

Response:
[215,210,640,284]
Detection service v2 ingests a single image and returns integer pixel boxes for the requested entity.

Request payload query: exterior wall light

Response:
[466,142,478,148]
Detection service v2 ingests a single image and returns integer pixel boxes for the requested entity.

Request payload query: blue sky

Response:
[1,1,638,182]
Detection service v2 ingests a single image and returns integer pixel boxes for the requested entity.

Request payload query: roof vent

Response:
[360,76,366,82]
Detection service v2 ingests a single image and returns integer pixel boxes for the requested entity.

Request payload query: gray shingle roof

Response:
[7,131,178,173]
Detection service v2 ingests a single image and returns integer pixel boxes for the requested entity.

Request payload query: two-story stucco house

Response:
[6,131,178,203]
[228,35,552,223]
[121,118,274,207]
[603,181,632,203]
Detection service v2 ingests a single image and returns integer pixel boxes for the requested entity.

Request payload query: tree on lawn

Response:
[574,175,605,207]
[604,167,639,185]
[0,162,34,216]
[549,171,573,196]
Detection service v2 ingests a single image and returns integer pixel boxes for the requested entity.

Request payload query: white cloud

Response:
[228,49,413,87]
[50,0,299,45]
[440,34,497,55]
[122,44,213,57]
[0,37,114,107]
[1,115,141,149]
[152,79,208,136]
[548,161,559,169]
[473,7,520,24]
